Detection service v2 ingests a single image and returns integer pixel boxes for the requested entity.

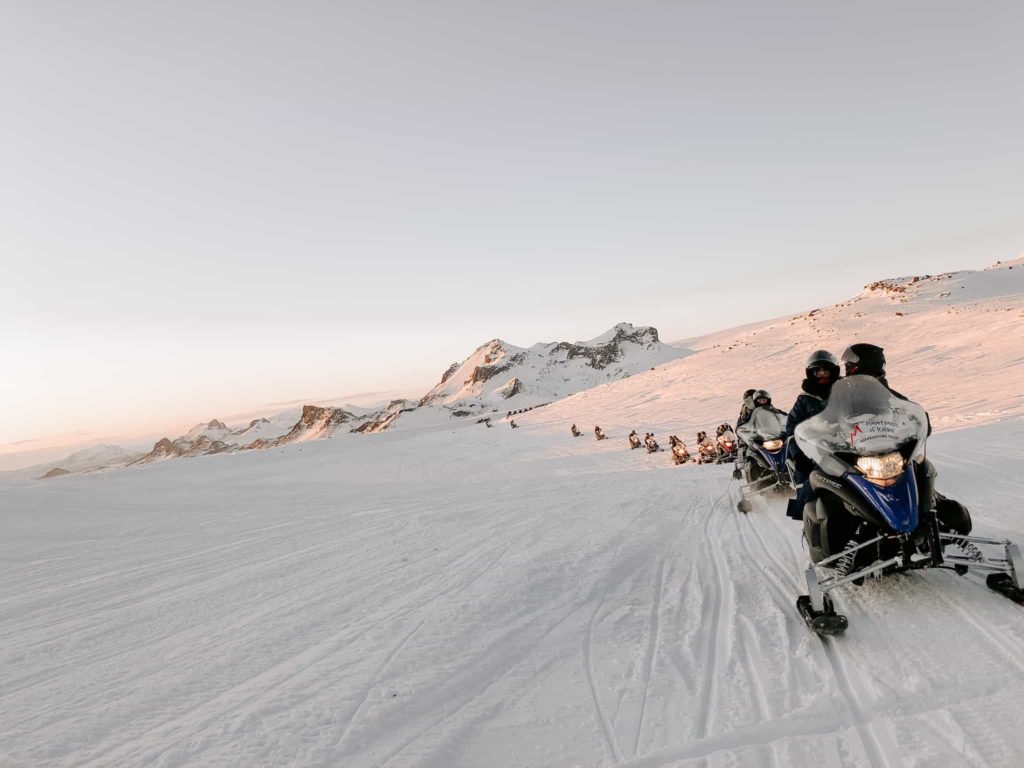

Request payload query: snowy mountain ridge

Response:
[22,322,682,476]
[412,322,689,416]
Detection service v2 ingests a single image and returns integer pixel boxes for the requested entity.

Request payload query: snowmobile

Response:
[716,426,738,463]
[793,376,1024,636]
[735,405,792,511]
[510,420,518,429]
[696,432,718,464]
[669,436,690,465]
[595,426,607,441]
[644,433,660,453]
[571,424,581,437]
[628,431,642,449]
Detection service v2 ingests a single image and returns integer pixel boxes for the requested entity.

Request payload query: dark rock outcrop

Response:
[440,362,460,383]
[274,405,355,444]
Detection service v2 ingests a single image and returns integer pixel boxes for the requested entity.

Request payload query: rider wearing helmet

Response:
[786,350,841,437]
[750,389,786,415]
[841,343,929,433]
[736,388,757,431]
[784,350,842,519]
[832,343,967,533]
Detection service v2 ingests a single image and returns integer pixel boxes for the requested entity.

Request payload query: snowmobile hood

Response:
[845,467,919,534]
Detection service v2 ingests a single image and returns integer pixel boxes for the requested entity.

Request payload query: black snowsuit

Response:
[785,377,835,520]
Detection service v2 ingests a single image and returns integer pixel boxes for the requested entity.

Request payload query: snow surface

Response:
[2,405,1023,767]
[2,261,1023,766]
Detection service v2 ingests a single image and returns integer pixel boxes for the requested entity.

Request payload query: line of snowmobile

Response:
[571,423,739,466]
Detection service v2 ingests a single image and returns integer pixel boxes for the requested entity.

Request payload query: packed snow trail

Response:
[2,420,1023,767]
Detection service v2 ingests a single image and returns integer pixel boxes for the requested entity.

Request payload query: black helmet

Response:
[842,343,886,377]
[752,389,771,406]
[805,349,840,381]
[743,388,756,399]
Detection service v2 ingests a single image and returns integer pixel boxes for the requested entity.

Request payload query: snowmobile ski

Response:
[987,573,1024,605]
[796,594,848,636]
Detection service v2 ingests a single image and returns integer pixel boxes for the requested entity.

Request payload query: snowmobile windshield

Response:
[737,407,787,443]
[794,376,928,476]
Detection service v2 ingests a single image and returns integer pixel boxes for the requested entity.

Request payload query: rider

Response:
[750,389,786,417]
[785,350,841,520]
[819,343,968,534]
[736,390,787,445]
[736,389,757,431]
[840,343,927,432]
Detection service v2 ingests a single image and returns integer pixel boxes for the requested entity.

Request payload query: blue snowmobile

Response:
[793,376,1024,635]
[735,390,793,512]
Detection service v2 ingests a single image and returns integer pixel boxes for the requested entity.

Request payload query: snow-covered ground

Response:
[2,409,1023,767]
[3,259,1022,766]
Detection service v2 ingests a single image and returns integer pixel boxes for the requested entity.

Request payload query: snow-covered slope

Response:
[2,405,1022,767]
[517,258,1024,440]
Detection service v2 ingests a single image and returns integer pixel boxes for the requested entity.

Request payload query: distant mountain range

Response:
[18,254,1024,481]
[23,322,685,478]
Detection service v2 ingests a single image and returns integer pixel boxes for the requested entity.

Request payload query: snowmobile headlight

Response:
[763,439,784,451]
[856,452,905,487]
[722,440,734,449]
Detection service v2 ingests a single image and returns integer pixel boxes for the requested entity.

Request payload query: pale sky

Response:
[3,0,1023,457]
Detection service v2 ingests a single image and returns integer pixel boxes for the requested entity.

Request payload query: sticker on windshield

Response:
[850,418,898,449]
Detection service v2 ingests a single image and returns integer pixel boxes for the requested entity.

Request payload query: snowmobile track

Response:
[694,476,735,743]
[631,556,665,759]
[584,588,624,764]
[740,504,900,768]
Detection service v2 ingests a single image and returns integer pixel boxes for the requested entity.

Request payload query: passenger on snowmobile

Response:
[839,343,967,527]
[735,391,791,502]
[736,389,757,431]
[644,433,660,452]
[840,343,930,434]
[784,350,842,520]
[696,431,717,463]
[716,426,738,462]
[670,435,690,464]
[734,389,758,475]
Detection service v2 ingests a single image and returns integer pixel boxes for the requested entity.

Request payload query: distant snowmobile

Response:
[510,420,518,429]
[792,376,1024,636]
[716,427,738,463]
[669,436,690,465]
[594,426,607,441]
[696,431,718,464]
[628,430,642,449]
[644,433,660,453]
[571,424,581,437]
[735,395,792,512]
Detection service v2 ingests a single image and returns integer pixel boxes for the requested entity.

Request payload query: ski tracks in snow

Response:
[742,504,903,768]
